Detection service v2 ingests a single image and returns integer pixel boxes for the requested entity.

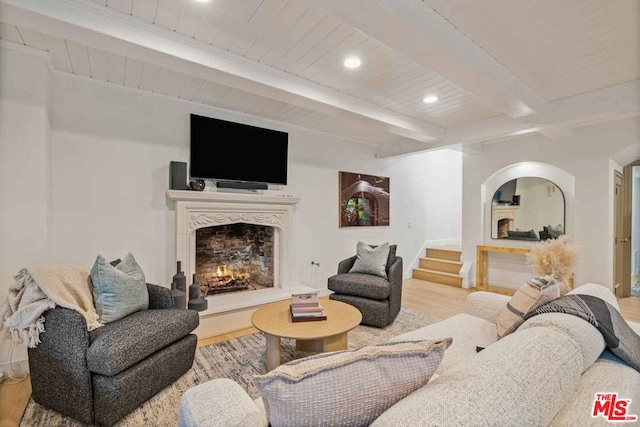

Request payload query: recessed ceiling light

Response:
[423,95,438,104]
[194,0,210,3]
[343,57,361,69]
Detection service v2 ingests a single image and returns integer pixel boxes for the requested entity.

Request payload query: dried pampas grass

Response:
[526,235,579,295]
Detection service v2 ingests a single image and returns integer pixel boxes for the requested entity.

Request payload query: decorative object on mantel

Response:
[188,179,206,191]
[339,171,390,227]
[169,161,188,190]
[525,235,579,296]
[172,261,187,308]
[188,274,208,312]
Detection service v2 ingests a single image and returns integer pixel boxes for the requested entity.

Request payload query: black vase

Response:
[172,261,187,308]
[170,281,186,310]
[189,274,201,300]
[188,274,208,312]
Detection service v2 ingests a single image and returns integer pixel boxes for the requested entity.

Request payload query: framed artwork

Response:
[339,171,390,227]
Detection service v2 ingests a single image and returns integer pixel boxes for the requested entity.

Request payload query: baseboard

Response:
[460,261,473,288]
[0,358,29,379]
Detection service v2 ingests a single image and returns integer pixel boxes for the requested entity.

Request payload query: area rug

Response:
[20,307,441,426]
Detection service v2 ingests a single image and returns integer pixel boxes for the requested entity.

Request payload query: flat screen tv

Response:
[190,114,288,185]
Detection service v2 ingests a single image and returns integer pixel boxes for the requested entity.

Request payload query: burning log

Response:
[205,277,256,295]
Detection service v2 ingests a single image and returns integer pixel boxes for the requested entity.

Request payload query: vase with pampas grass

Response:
[525,235,579,295]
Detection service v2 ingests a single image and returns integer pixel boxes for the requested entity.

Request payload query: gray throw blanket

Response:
[503,294,640,373]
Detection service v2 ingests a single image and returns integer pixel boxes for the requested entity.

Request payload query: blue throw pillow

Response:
[90,253,149,324]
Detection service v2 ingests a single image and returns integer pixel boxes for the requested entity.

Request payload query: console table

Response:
[476,245,573,295]
[476,245,530,295]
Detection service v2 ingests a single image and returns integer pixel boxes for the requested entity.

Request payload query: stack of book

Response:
[290,292,326,322]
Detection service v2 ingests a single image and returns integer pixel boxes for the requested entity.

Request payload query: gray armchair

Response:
[28,283,199,426]
[327,249,403,328]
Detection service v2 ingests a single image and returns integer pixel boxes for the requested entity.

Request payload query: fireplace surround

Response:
[166,190,305,318]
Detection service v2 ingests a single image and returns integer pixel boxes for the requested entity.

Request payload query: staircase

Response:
[412,245,463,287]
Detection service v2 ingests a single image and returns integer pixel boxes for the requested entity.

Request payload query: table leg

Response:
[476,249,487,291]
[296,339,323,352]
[265,333,281,371]
[323,333,348,352]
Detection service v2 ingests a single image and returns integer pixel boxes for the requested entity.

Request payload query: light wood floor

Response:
[2,279,638,426]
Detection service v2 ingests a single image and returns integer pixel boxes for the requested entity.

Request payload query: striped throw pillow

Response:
[496,275,559,338]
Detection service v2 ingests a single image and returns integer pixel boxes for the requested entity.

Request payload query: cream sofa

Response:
[179,283,640,426]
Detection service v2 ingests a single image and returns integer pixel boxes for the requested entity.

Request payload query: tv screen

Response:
[190,114,288,185]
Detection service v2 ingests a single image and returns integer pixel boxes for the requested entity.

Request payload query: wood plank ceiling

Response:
[0,0,638,156]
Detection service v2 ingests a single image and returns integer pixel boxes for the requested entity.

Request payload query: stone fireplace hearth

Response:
[167,190,311,319]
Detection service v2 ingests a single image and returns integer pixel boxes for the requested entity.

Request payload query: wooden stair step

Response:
[419,257,462,274]
[412,268,462,287]
[425,247,461,262]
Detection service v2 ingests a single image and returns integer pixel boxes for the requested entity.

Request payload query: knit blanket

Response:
[0,267,103,347]
[504,294,640,372]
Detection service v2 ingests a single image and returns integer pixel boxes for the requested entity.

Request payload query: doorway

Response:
[616,160,640,298]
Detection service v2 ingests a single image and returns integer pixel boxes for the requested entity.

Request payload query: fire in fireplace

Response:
[195,223,274,295]
[204,264,254,295]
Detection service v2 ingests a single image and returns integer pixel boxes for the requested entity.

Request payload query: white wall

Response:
[462,120,640,290]
[48,76,461,288]
[0,46,463,372]
[295,146,463,284]
[382,148,462,273]
[0,47,51,375]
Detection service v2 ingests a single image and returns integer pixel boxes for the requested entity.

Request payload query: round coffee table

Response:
[251,297,362,371]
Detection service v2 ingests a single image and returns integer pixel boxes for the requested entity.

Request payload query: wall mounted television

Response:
[189,114,288,185]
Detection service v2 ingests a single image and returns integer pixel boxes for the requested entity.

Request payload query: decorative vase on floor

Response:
[188,274,208,312]
[170,281,186,310]
[172,261,187,308]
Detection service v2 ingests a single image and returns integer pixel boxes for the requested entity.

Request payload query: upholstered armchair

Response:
[28,283,199,426]
[327,247,403,328]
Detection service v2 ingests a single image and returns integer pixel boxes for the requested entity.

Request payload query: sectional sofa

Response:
[179,283,640,426]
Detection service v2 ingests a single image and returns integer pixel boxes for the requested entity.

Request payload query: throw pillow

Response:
[90,253,149,324]
[253,339,451,427]
[507,229,538,240]
[383,243,397,271]
[349,241,390,278]
[496,275,559,338]
[547,224,564,238]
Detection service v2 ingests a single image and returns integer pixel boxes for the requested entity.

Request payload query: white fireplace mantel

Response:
[166,190,301,205]
[166,190,305,315]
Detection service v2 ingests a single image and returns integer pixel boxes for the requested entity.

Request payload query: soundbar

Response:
[215,181,268,190]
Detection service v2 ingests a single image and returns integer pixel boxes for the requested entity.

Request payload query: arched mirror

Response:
[491,177,565,241]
